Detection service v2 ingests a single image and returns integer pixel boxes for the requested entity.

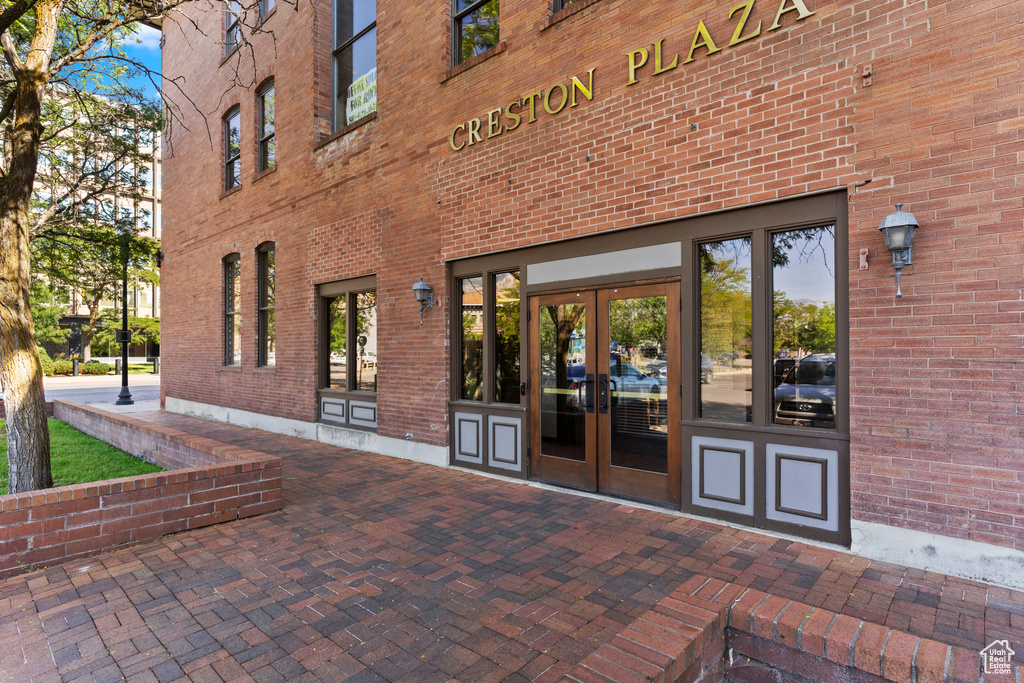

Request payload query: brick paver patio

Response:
[2,410,1023,681]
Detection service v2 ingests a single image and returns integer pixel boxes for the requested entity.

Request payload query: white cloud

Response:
[132,25,162,51]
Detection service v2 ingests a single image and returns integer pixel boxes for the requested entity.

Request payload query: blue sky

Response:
[122,25,162,100]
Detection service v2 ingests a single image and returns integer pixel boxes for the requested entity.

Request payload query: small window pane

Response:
[699,239,752,423]
[335,28,377,128]
[225,259,241,365]
[460,277,483,401]
[494,271,520,404]
[227,116,240,157]
[772,226,837,429]
[259,248,276,367]
[260,86,275,171]
[327,297,347,389]
[264,310,276,365]
[457,0,499,64]
[335,0,376,46]
[263,249,275,307]
[355,291,377,392]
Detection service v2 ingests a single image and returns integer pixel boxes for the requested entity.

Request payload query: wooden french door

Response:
[529,283,681,505]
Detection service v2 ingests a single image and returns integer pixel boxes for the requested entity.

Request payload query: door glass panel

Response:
[699,239,752,423]
[607,296,668,474]
[539,302,587,462]
[460,277,483,401]
[772,226,836,429]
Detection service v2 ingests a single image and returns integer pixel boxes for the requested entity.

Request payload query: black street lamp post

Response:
[115,230,133,405]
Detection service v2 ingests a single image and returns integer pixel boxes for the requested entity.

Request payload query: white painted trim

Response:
[165,396,447,468]
[851,520,1024,591]
[526,243,681,285]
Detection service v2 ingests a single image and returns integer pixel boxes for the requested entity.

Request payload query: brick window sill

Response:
[220,185,242,200]
[220,45,240,68]
[315,111,378,151]
[441,41,506,83]
[542,0,604,30]
[220,365,242,372]
[253,165,277,183]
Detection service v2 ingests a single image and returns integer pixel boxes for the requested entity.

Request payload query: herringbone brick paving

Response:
[1,411,1023,681]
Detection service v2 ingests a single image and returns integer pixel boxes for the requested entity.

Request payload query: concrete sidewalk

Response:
[1,410,1022,682]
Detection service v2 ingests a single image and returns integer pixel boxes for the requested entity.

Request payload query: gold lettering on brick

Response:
[729,0,762,46]
[524,91,543,123]
[449,123,466,151]
[487,108,503,138]
[653,38,679,75]
[544,83,569,115]
[683,20,722,64]
[505,100,522,132]
[769,0,815,30]
[626,48,649,85]
[570,69,595,107]
[467,118,483,145]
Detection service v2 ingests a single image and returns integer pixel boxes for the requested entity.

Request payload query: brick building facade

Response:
[160,0,1024,563]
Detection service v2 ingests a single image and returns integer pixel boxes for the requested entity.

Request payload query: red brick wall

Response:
[0,402,282,577]
[160,0,1024,546]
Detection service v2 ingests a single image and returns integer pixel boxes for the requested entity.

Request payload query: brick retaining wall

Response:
[0,400,54,419]
[0,401,282,578]
[562,575,985,683]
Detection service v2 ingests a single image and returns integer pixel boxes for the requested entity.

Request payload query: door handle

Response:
[609,378,618,408]
[584,374,595,414]
[598,374,609,413]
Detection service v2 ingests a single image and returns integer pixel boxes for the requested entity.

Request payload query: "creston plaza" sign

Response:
[448,0,815,152]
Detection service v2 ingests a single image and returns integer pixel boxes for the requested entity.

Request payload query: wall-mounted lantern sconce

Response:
[413,277,433,325]
[878,203,919,298]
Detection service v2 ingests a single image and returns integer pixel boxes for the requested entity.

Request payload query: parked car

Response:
[773,354,835,428]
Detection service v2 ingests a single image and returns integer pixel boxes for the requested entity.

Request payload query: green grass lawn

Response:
[126,363,158,374]
[0,419,163,494]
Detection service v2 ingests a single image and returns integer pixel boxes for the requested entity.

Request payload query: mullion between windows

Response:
[453,0,489,24]
[333,21,375,58]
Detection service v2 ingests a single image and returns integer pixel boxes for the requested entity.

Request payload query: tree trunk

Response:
[0,0,62,492]
[0,273,51,492]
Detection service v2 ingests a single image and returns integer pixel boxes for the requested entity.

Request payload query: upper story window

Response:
[259,0,275,20]
[225,0,240,54]
[258,81,275,172]
[223,107,241,190]
[553,0,574,11]
[453,0,498,65]
[224,254,241,365]
[333,0,377,130]
[257,243,276,367]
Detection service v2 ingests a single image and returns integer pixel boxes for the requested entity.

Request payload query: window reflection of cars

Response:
[700,354,713,384]
[561,355,665,409]
[774,354,835,428]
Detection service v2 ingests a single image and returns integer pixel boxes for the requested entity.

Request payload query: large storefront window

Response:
[699,239,752,423]
[354,291,377,393]
[493,271,520,404]
[772,226,836,429]
[327,297,347,389]
[455,269,521,406]
[460,277,483,400]
[318,275,378,430]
